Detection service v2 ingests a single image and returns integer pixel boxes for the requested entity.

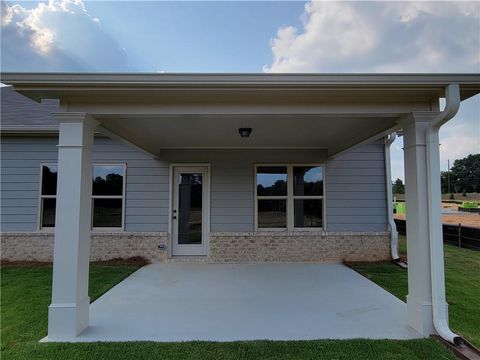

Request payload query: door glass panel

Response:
[178,173,203,244]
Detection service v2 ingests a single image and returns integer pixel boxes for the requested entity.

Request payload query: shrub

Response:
[450,193,455,200]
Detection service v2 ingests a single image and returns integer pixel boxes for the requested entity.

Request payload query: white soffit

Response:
[1,73,478,157]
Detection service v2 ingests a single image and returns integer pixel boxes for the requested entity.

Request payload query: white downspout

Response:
[426,84,462,345]
[384,132,400,260]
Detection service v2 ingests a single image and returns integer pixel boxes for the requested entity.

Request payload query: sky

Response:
[1,0,479,181]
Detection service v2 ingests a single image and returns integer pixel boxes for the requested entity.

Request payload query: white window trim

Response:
[91,163,127,231]
[254,164,325,232]
[38,163,127,231]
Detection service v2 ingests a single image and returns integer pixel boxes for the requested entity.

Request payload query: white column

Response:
[402,113,448,336]
[48,113,97,340]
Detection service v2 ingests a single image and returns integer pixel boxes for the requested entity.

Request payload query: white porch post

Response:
[48,113,97,339]
[402,113,448,336]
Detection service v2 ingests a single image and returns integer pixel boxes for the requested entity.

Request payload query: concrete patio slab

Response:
[42,263,422,342]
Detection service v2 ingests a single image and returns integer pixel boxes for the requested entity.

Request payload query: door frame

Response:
[168,163,210,257]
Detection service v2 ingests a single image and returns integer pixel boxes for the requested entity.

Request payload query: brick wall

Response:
[209,232,391,263]
[1,231,390,263]
[1,232,168,263]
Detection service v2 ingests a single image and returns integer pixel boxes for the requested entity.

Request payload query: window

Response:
[256,166,287,228]
[293,166,324,228]
[39,164,57,228]
[92,165,125,228]
[255,165,324,230]
[38,164,125,229]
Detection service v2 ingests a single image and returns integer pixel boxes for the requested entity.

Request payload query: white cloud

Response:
[439,96,480,169]
[264,1,480,73]
[265,1,378,73]
[1,0,131,71]
[265,1,480,182]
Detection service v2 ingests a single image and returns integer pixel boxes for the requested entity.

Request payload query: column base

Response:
[407,294,441,336]
[47,296,90,340]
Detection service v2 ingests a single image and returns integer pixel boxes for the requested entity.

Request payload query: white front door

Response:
[172,166,209,256]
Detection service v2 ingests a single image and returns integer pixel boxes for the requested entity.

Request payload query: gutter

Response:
[384,132,400,260]
[426,84,462,345]
[0,125,58,134]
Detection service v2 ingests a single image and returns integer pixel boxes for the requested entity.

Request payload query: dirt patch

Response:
[91,256,150,266]
[1,260,52,267]
[2,256,150,267]
[395,212,480,229]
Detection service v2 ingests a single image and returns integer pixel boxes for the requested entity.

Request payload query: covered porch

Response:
[2,73,480,343]
[43,263,421,342]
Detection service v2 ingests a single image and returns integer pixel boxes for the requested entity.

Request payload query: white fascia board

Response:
[2,73,479,89]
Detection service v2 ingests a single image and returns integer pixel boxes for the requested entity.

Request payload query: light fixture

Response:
[239,128,252,138]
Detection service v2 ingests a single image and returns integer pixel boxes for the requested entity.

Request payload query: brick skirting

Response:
[0,232,168,263]
[1,231,391,263]
[209,231,391,263]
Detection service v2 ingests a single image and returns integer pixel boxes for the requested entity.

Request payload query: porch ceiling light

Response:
[239,128,252,138]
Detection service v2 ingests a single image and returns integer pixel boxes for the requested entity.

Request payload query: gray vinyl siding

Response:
[158,149,328,232]
[326,141,388,232]
[1,137,52,231]
[1,137,387,233]
[0,136,169,232]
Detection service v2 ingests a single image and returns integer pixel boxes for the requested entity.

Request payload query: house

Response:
[1,73,479,342]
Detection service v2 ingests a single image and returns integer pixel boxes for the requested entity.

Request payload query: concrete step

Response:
[165,256,209,263]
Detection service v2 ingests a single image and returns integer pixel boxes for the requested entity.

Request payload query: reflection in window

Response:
[293,166,323,228]
[256,166,287,196]
[92,165,125,228]
[178,174,203,244]
[41,165,58,196]
[41,198,56,228]
[258,199,287,228]
[93,165,124,196]
[92,198,123,228]
[293,166,323,196]
[294,199,323,228]
[255,165,324,230]
[40,165,57,228]
[38,164,126,229]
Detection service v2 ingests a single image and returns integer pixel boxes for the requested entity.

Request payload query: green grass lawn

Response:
[352,236,480,348]
[1,261,457,360]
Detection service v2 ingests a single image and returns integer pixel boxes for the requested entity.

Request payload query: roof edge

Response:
[2,72,480,86]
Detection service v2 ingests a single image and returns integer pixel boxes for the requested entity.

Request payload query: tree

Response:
[392,178,405,194]
[449,154,480,193]
[440,171,451,194]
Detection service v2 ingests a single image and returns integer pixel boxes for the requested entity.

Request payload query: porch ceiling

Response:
[2,73,479,158]
[95,113,399,157]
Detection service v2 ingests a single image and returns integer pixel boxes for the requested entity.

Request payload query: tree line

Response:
[392,154,480,195]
